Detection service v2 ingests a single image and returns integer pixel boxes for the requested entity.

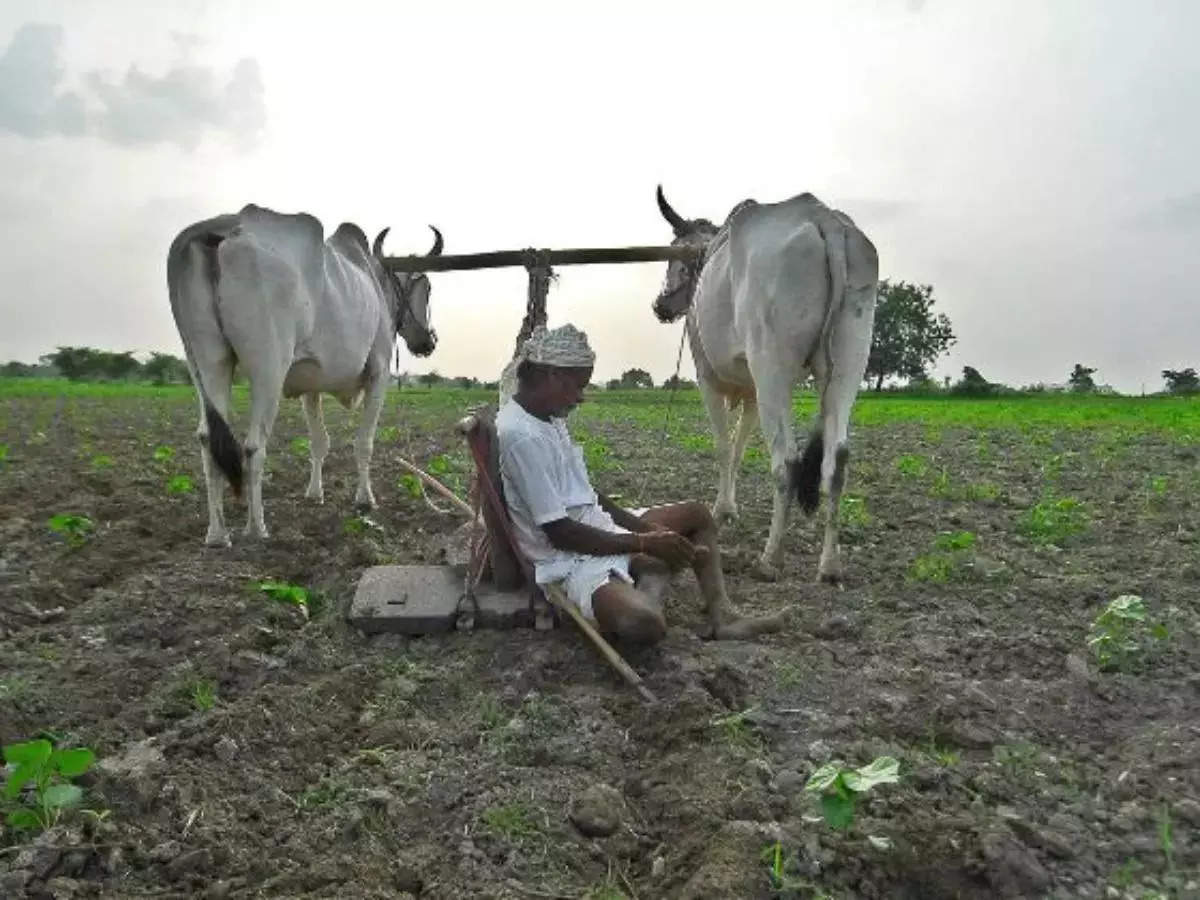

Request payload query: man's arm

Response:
[597,491,652,534]
[542,516,642,557]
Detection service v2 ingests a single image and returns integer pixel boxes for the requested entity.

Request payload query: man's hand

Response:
[639,529,698,567]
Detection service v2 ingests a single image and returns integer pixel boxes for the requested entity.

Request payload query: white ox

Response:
[652,187,878,581]
[166,204,441,546]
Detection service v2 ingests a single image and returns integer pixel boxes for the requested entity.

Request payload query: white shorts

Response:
[543,506,648,621]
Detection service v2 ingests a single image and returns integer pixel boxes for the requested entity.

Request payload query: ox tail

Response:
[167,230,245,497]
[791,428,824,516]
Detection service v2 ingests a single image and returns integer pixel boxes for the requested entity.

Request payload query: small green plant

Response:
[290,436,310,457]
[1088,594,1168,673]
[0,443,9,465]
[909,553,953,582]
[895,454,928,479]
[934,530,976,552]
[256,580,320,619]
[3,739,95,832]
[760,841,810,897]
[922,733,960,767]
[1022,495,1089,545]
[839,495,871,528]
[152,445,175,463]
[804,756,900,829]
[1148,475,1168,504]
[992,742,1041,781]
[929,467,952,498]
[90,454,113,470]
[377,425,398,443]
[47,513,93,548]
[711,706,762,752]
[167,474,195,495]
[191,679,217,712]
[965,480,1001,503]
[677,432,714,453]
[1159,801,1175,874]
[481,801,541,841]
[398,473,423,499]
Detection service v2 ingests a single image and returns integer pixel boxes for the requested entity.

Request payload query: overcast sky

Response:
[1,0,1196,393]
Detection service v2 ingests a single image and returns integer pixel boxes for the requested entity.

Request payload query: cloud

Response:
[0,22,265,150]
[0,24,85,138]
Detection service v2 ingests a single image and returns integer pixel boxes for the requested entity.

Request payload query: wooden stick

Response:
[543,584,658,704]
[395,455,472,516]
[384,244,701,273]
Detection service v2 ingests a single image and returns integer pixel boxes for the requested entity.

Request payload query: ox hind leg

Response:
[193,357,236,547]
[302,393,330,503]
[235,361,285,540]
[746,365,801,581]
[353,367,388,511]
[810,298,873,583]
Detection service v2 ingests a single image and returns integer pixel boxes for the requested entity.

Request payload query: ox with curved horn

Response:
[648,186,879,585]
[653,184,718,322]
[166,203,445,547]
[374,224,441,358]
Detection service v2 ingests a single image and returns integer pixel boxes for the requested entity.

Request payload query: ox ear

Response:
[656,184,689,236]
[372,227,390,259]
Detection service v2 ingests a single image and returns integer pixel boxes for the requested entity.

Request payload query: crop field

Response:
[1,379,1199,899]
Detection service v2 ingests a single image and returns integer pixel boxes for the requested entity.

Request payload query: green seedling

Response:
[1088,594,1168,672]
[167,474,194,495]
[3,739,95,832]
[930,467,952,497]
[1148,475,1168,504]
[909,553,953,582]
[481,801,541,841]
[1159,802,1175,874]
[934,530,976,551]
[839,495,871,528]
[152,445,174,463]
[191,679,217,712]
[804,756,900,830]
[760,841,810,897]
[90,454,113,470]
[896,454,928,479]
[47,513,93,548]
[966,480,1001,502]
[398,473,423,499]
[290,436,310,457]
[711,706,762,752]
[1022,495,1089,545]
[0,443,8,465]
[256,580,316,619]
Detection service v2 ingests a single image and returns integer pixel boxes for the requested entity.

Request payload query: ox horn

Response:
[372,227,390,258]
[656,184,688,234]
[428,225,444,256]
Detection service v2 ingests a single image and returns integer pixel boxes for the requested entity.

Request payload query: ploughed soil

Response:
[2,386,1198,899]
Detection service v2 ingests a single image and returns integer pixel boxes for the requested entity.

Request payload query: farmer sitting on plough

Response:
[496,323,786,643]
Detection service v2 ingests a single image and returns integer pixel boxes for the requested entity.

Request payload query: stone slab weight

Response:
[349,565,547,635]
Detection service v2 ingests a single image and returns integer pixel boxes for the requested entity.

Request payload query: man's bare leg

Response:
[592,579,666,645]
[638,502,788,639]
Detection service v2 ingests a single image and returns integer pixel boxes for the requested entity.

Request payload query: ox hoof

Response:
[204,530,231,548]
[818,569,843,586]
[354,491,377,512]
[751,559,780,582]
[305,486,325,503]
[243,523,270,540]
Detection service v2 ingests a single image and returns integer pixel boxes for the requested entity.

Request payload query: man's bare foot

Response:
[704,609,790,640]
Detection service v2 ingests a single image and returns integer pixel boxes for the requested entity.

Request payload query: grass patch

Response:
[481,800,542,841]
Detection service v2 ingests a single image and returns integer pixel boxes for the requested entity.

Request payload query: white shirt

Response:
[496,399,621,584]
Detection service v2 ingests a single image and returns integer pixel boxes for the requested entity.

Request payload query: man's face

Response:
[547,366,592,417]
